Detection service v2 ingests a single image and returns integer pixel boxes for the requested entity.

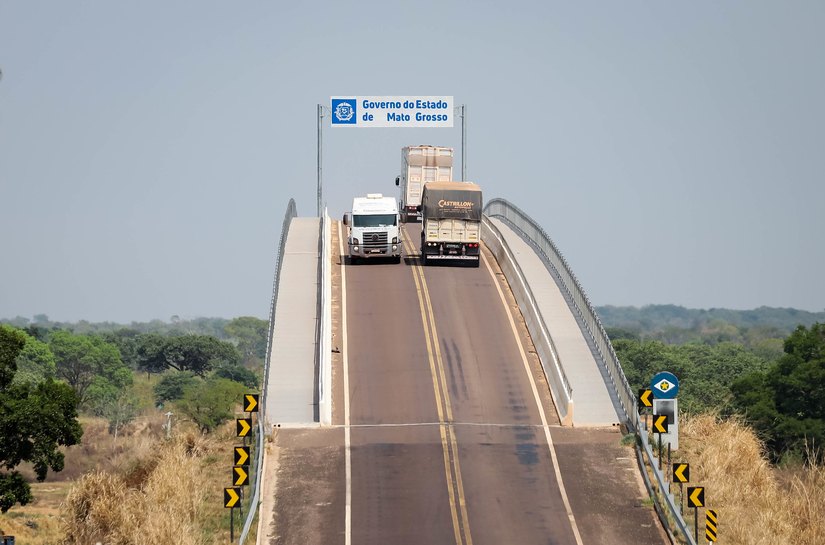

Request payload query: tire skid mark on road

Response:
[402,232,473,545]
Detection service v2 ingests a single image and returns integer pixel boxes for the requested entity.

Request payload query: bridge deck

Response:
[488,217,620,427]
[265,217,320,426]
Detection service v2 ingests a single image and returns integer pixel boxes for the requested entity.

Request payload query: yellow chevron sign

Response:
[233,466,249,486]
[672,463,690,484]
[653,414,668,434]
[224,487,240,508]
[234,446,250,466]
[638,388,653,408]
[244,394,259,413]
[706,509,718,542]
[687,486,705,508]
[236,418,251,437]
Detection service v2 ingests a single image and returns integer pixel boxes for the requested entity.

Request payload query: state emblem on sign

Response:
[655,377,675,392]
[650,371,680,399]
[333,100,355,122]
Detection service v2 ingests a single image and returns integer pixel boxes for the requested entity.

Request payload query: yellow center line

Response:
[403,230,474,545]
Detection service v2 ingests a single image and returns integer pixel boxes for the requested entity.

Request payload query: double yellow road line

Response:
[402,233,473,545]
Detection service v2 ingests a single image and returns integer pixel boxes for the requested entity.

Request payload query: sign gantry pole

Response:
[461,104,467,181]
[317,104,324,217]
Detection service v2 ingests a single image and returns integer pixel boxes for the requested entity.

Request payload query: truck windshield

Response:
[353,214,397,227]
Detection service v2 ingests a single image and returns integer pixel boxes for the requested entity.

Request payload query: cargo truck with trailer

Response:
[395,145,453,223]
[343,194,402,264]
[418,182,482,267]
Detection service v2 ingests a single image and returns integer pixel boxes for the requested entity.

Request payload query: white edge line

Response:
[339,223,352,545]
[481,251,585,545]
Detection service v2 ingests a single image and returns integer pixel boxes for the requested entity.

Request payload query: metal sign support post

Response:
[317,104,324,217]
[694,506,698,544]
[230,507,234,542]
[460,104,467,181]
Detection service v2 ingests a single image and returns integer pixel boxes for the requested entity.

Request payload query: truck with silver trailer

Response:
[395,145,453,223]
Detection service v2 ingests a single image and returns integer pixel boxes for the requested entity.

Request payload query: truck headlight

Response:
[392,237,398,244]
[352,238,359,245]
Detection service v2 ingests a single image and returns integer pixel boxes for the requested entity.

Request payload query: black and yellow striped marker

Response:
[706,509,718,542]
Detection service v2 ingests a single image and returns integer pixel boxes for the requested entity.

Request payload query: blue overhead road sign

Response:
[651,371,680,399]
[330,96,454,127]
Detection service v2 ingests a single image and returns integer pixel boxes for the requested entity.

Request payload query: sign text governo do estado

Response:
[330,96,454,128]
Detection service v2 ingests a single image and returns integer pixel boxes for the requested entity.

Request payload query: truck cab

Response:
[344,194,402,264]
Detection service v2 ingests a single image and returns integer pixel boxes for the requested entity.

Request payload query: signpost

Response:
[651,371,680,450]
[234,446,250,467]
[244,394,259,413]
[330,96,454,128]
[639,388,653,409]
[224,487,241,541]
[653,414,668,469]
[687,486,705,543]
[236,418,251,438]
[706,509,718,542]
[317,95,464,216]
[233,466,249,486]
[672,462,689,512]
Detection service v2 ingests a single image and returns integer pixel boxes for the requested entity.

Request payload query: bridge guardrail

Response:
[318,208,332,425]
[483,198,636,430]
[239,198,297,545]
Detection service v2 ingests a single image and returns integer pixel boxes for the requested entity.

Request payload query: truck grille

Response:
[362,231,388,251]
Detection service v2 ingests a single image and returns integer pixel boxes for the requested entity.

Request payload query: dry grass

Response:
[1,416,248,545]
[59,433,209,545]
[679,414,825,545]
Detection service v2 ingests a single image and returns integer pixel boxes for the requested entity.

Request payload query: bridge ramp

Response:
[265,217,320,426]
[488,217,620,426]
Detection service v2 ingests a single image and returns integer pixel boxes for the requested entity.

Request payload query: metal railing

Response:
[318,209,332,425]
[483,198,636,429]
[239,198,297,544]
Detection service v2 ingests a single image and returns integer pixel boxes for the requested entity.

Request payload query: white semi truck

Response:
[395,145,453,223]
[419,182,483,267]
[343,194,402,264]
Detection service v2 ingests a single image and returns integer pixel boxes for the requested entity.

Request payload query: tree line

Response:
[610,322,825,464]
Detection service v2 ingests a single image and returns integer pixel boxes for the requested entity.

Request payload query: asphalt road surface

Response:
[264,222,664,545]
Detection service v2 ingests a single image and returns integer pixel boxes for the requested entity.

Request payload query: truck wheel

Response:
[422,253,428,266]
[394,255,402,264]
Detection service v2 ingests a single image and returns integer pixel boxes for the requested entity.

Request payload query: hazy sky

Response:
[2,1,824,323]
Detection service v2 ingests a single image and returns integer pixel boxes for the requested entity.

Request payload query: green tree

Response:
[212,362,259,389]
[97,390,140,442]
[50,330,132,406]
[153,371,198,404]
[224,316,268,364]
[0,325,83,512]
[732,323,825,462]
[12,331,56,386]
[137,335,241,376]
[176,378,246,433]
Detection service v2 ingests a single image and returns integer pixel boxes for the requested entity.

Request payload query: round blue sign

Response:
[650,371,680,399]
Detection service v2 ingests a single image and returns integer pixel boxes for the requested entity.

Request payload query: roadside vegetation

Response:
[679,414,824,545]
[602,305,825,544]
[0,316,267,543]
